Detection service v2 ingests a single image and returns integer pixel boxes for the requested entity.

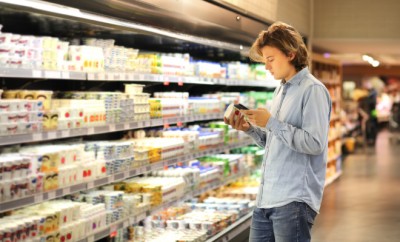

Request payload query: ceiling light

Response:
[362,54,373,62]
[372,61,380,67]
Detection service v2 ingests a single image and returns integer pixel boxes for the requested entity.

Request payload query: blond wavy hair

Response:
[249,22,309,71]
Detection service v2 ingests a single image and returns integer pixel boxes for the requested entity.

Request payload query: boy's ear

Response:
[288,52,296,61]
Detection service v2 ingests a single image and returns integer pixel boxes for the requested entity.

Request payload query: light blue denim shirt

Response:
[246,67,331,213]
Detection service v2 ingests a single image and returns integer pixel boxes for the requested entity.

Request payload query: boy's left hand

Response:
[241,108,271,127]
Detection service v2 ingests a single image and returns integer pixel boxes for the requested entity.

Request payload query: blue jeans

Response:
[249,202,317,242]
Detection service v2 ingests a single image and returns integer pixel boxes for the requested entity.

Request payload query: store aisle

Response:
[312,130,400,242]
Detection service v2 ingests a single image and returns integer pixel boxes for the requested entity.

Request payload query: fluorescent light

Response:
[372,61,380,67]
[0,0,248,52]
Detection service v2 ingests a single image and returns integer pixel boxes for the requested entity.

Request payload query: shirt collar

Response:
[281,67,309,86]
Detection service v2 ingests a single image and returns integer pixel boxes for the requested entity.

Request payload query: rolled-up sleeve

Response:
[266,85,331,155]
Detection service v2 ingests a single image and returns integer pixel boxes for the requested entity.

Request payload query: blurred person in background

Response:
[360,80,378,145]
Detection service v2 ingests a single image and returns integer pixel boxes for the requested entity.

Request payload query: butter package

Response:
[43,172,59,191]
[43,110,58,131]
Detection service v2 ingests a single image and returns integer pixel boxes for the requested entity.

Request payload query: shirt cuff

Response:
[245,124,256,134]
[266,116,280,132]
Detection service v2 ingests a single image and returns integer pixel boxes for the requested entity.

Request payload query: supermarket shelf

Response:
[0,113,223,146]
[328,154,342,164]
[206,211,253,242]
[75,166,251,242]
[0,67,86,80]
[325,170,343,187]
[0,138,254,213]
[88,72,215,85]
[86,72,279,88]
[328,136,340,143]
[330,115,340,122]
[0,66,278,88]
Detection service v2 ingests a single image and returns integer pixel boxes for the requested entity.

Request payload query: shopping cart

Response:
[388,102,400,143]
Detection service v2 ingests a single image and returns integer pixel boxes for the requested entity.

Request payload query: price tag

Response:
[114,73,120,80]
[98,72,105,80]
[131,122,138,129]
[124,171,129,179]
[87,127,95,135]
[88,73,95,80]
[61,72,70,79]
[139,74,145,80]
[87,181,94,189]
[63,187,71,194]
[124,123,130,130]
[107,73,115,81]
[32,70,42,78]
[127,73,134,80]
[47,191,56,200]
[34,194,42,203]
[32,133,43,141]
[61,130,70,137]
[109,124,116,132]
[109,176,115,183]
[87,235,94,242]
[44,71,61,79]
[47,131,57,139]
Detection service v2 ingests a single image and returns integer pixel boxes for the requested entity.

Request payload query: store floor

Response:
[312,129,400,242]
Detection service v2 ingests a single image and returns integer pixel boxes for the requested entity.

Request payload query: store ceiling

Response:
[313,39,400,67]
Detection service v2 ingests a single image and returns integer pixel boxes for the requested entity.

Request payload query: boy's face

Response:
[261,45,294,81]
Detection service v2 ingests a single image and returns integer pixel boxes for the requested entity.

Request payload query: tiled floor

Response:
[312,130,400,242]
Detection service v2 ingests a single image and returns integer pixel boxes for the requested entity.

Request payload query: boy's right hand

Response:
[224,110,251,132]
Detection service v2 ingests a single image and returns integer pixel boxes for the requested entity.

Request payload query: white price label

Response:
[63,187,71,194]
[87,181,94,189]
[98,73,105,80]
[109,124,116,132]
[124,123,130,130]
[32,70,42,78]
[124,171,129,179]
[127,73,134,80]
[154,162,163,170]
[47,191,56,200]
[139,74,145,80]
[34,194,42,203]
[61,130,70,137]
[107,73,114,81]
[87,235,94,242]
[88,73,95,80]
[32,133,43,141]
[108,176,115,183]
[47,131,57,139]
[61,72,70,79]
[110,225,117,233]
[87,127,95,135]
[44,71,61,79]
